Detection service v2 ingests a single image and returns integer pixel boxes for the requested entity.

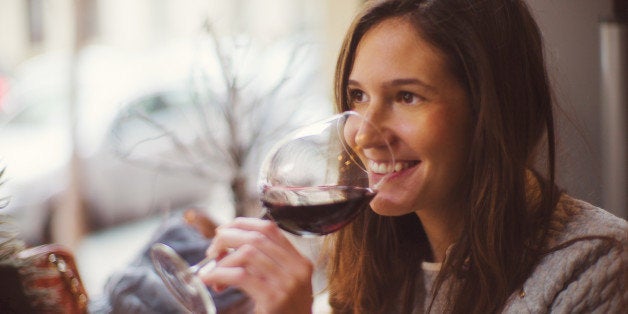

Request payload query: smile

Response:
[368,160,419,174]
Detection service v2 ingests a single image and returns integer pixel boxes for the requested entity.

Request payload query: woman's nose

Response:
[355,120,383,149]
[344,111,391,152]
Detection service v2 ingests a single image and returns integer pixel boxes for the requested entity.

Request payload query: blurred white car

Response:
[0,46,214,244]
[82,86,216,228]
[1,88,216,243]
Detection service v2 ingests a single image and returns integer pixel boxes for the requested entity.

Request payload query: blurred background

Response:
[0,0,625,300]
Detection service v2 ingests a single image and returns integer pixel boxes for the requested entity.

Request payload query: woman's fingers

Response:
[199,217,314,313]
[206,221,313,283]
[203,265,313,313]
[206,218,308,270]
[211,241,312,286]
[203,243,283,291]
[216,217,296,250]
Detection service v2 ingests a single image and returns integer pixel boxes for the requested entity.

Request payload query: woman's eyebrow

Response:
[386,78,435,91]
[347,79,362,87]
[347,78,435,91]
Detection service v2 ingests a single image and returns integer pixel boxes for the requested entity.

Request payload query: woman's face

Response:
[346,17,473,216]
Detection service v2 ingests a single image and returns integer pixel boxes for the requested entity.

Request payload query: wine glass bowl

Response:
[259,111,393,236]
[259,111,389,188]
[150,111,394,313]
[260,185,376,236]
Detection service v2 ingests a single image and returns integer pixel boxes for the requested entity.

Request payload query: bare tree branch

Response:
[110,23,322,217]
[114,109,215,177]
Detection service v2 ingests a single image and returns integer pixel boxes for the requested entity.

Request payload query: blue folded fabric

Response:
[91,212,249,313]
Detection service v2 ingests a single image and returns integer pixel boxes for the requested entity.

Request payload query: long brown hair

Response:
[324,0,559,312]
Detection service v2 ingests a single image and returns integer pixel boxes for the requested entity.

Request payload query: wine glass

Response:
[150,111,394,313]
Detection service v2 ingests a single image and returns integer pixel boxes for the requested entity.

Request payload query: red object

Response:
[0,76,9,111]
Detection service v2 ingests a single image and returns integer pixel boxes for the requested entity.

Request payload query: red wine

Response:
[261,186,376,236]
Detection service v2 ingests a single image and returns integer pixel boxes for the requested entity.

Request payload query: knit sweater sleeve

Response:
[502,195,628,314]
[549,236,627,313]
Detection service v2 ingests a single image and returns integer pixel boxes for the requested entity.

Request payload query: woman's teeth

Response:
[369,160,417,174]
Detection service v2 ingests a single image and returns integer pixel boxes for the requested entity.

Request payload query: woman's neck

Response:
[415,207,463,263]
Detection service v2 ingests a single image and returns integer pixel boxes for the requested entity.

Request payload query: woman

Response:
[201,0,627,313]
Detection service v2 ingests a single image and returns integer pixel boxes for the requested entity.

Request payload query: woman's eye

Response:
[397,91,421,105]
[349,89,367,103]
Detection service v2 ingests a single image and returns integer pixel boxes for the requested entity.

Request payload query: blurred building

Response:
[0,0,361,82]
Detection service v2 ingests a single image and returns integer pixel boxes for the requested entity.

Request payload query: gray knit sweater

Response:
[416,195,628,313]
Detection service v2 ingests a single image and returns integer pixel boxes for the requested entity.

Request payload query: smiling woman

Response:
[323,0,628,313]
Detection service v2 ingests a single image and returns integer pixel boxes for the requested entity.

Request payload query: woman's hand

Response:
[200,217,314,314]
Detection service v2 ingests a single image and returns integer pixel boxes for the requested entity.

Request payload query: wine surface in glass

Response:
[262,186,375,236]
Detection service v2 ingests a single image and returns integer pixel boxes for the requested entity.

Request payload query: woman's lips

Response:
[368,160,420,174]
[367,160,420,187]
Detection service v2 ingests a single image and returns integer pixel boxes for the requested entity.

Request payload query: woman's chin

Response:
[369,196,409,216]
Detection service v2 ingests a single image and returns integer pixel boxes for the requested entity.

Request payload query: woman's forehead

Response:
[350,18,453,91]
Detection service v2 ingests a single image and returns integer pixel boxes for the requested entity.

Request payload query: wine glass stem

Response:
[189,256,217,275]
